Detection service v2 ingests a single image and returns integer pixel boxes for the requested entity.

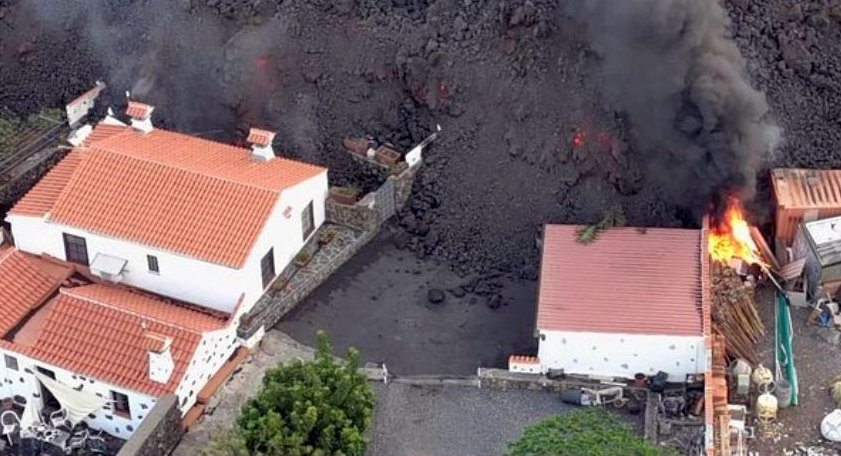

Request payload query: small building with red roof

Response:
[0,240,239,439]
[528,225,707,381]
[6,102,328,315]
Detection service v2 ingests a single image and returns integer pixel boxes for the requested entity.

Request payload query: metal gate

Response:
[373,178,396,223]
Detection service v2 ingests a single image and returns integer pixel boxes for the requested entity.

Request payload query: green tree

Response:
[507,408,671,456]
[205,331,375,456]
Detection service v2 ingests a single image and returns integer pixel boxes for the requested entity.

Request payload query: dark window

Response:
[4,355,18,371]
[147,255,159,273]
[62,233,89,266]
[36,367,55,380]
[111,391,130,418]
[261,249,275,289]
[301,201,314,240]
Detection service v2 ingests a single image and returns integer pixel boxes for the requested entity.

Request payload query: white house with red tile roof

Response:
[0,244,239,439]
[6,102,328,315]
[525,225,707,381]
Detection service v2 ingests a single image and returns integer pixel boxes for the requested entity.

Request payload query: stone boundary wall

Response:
[238,161,422,339]
[479,368,661,444]
[115,394,182,456]
[325,199,379,232]
[240,229,376,338]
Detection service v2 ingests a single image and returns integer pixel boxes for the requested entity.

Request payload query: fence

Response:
[0,115,66,176]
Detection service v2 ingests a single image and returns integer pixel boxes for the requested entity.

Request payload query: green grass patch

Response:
[0,108,64,160]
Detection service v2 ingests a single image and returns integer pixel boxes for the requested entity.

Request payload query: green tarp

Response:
[776,292,799,406]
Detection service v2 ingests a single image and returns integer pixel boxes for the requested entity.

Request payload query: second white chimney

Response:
[126,101,155,133]
[146,333,174,384]
[247,127,276,161]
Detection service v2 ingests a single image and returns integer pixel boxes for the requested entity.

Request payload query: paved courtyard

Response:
[279,231,540,375]
[368,383,567,456]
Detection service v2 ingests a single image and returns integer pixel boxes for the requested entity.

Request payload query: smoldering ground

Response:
[568,0,781,216]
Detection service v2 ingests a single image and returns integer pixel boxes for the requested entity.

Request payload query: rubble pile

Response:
[711,262,765,364]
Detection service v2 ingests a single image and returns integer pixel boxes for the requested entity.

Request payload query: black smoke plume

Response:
[568,0,781,216]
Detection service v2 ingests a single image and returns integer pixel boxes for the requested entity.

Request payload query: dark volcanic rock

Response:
[427,288,446,304]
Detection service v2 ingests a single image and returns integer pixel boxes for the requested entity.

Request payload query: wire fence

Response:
[0,114,67,178]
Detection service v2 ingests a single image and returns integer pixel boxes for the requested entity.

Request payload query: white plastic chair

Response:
[49,408,70,429]
[1,410,19,445]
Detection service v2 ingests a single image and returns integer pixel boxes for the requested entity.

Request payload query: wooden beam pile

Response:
[711,261,765,364]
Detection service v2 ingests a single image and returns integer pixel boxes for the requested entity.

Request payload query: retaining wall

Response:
[115,395,182,456]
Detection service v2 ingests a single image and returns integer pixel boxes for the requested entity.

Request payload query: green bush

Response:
[507,408,672,456]
[204,331,375,456]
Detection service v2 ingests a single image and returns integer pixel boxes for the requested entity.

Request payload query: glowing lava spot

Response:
[572,130,586,147]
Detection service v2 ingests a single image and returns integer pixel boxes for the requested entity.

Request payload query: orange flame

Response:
[708,198,762,265]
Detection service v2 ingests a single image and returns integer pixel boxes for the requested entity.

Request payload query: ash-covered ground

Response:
[2,0,837,275]
[3,0,841,449]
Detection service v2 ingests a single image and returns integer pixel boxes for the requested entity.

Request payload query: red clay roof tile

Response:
[22,284,226,396]
[83,123,129,146]
[0,249,72,336]
[537,225,703,336]
[9,126,326,268]
[8,151,85,217]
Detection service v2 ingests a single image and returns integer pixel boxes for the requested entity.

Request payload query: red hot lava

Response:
[571,129,586,147]
[254,55,270,70]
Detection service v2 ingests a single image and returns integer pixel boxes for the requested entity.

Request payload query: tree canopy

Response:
[205,331,375,456]
[507,408,672,456]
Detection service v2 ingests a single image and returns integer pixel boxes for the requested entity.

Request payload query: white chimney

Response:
[126,101,155,133]
[247,127,276,161]
[146,333,174,384]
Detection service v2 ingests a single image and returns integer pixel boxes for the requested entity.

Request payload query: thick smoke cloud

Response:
[568,0,780,215]
[25,0,283,138]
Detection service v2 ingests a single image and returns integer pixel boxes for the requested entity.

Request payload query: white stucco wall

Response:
[0,348,156,440]
[239,170,329,312]
[537,330,706,382]
[174,324,240,414]
[6,169,328,314]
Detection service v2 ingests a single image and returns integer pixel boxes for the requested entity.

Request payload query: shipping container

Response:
[771,168,841,247]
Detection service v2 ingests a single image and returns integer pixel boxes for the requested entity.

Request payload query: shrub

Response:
[507,408,672,456]
[204,331,375,456]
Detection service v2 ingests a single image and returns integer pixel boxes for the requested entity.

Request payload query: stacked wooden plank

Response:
[711,262,765,364]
